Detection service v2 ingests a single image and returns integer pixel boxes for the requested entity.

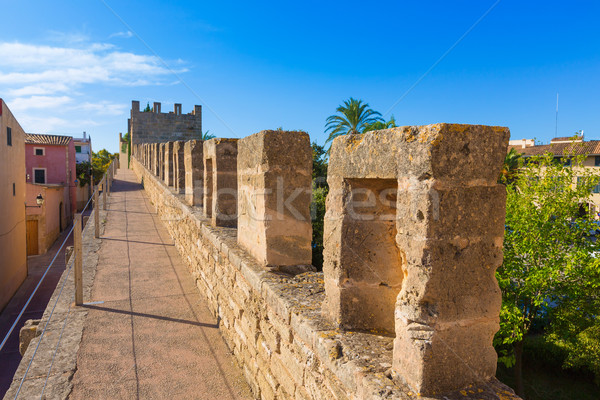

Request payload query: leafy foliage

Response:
[202,130,216,140]
[496,152,600,388]
[310,141,328,270]
[91,149,117,183]
[363,115,397,132]
[143,102,152,112]
[325,98,383,144]
[312,142,328,187]
[75,161,92,187]
[500,147,522,185]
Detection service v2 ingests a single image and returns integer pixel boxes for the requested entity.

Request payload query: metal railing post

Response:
[74,214,83,306]
[94,188,100,239]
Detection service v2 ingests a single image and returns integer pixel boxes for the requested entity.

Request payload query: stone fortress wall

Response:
[128,100,202,145]
[131,115,521,399]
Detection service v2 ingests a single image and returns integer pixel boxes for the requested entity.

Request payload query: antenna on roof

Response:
[555,93,559,138]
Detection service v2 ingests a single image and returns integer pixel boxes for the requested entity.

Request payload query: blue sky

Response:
[0,1,599,153]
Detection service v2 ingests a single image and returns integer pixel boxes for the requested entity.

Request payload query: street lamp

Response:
[26,194,44,208]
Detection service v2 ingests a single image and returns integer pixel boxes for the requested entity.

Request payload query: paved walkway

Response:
[0,224,73,398]
[69,168,251,399]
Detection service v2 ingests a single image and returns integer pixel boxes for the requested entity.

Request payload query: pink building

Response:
[25,134,77,226]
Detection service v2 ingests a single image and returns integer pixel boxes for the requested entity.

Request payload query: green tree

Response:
[495,152,600,395]
[312,142,328,187]
[310,141,329,270]
[499,147,522,185]
[75,161,93,187]
[325,98,383,144]
[143,102,152,112]
[363,115,397,132]
[91,149,117,183]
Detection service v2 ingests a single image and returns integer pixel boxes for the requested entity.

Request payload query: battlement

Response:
[128,100,202,145]
[130,124,520,399]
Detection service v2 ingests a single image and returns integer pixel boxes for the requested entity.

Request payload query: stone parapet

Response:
[131,148,520,400]
[325,124,509,395]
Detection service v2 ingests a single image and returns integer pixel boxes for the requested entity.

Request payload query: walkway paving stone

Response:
[69,168,252,399]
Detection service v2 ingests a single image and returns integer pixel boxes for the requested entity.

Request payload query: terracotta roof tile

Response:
[516,140,600,157]
[25,133,72,146]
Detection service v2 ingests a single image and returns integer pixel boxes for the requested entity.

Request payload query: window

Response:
[595,156,600,166]
[13,183,15,196]
[34,147,45,156]
[7,127,12,146]
[33,169,46,184]
[75,146,82,153]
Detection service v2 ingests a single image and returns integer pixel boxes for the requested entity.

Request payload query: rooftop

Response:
[513,140,600,157]
[25,134,72,146]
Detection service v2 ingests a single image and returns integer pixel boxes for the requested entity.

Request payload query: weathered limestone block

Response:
[324,123,509,395]
[184,140,204,206]
[152,143,160,176]
[203,138,238,227]
[173,141,185,193]
[145,144,150,168]
[19,319,40,356]
[159,143,165,181]
[164,141,174,186]
[237,130,312,267]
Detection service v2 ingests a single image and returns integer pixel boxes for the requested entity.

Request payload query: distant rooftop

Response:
[515,139,600,157]
[25,133,72,146]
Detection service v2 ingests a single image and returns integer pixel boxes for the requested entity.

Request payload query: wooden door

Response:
[26,220,39,255]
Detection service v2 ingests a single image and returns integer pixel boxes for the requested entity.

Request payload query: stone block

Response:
[323,123,509,395]
[237,130,312,267]
[173,141,185,193]
[164,141,174,186]
[184,140,204,206]
[159,143,165,181]
[19,319,40,356]
[203,138,238,227]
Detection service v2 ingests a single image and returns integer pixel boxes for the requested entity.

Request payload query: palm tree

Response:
[500,147,522,184]
[364,115,397,132]
[202,130,216,141]
[325,98,384,144]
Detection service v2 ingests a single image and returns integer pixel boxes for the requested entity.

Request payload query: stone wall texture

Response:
[129,100,202,145]
[131,124,519,400]
[325,124,510,395]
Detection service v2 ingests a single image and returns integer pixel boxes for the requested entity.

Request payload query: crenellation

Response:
[203,138,238,227]
[184,140,203,206]
[237,130,312,269]
[164,141,174,186]
[126,121,520,400]
[173,141,185,193]
[129,99,202,145]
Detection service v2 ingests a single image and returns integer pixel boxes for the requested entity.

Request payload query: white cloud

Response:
[109,31,134,39]
[9,95,73,111]
[0,37,186,135]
